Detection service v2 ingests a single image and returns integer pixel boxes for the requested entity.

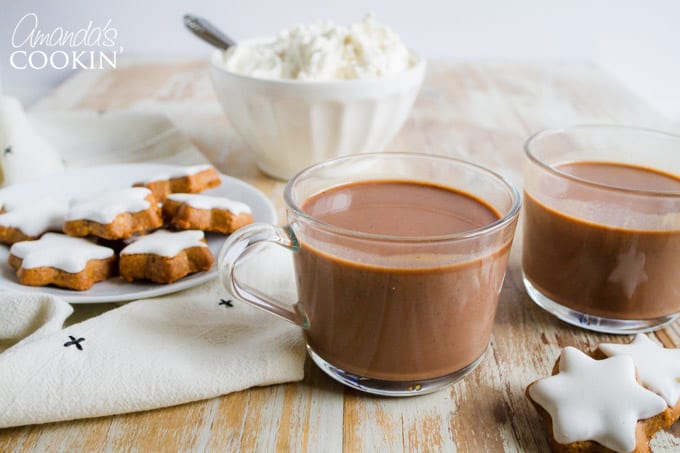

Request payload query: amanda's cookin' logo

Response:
[10,13,124,70]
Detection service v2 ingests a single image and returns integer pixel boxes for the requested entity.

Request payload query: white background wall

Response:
[1,0,679,121]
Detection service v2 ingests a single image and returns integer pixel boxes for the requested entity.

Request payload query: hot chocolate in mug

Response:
[523,125,680,334]
[219,153,520,396]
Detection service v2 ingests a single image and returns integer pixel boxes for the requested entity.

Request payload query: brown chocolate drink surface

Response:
[523,161,680,320]
[294,180,511,381]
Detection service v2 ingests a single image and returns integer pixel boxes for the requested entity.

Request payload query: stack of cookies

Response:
[0,165,253,290]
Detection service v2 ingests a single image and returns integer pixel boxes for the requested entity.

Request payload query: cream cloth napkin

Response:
[0,97,306,428]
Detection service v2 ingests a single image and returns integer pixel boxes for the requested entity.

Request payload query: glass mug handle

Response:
[218,223,308,328]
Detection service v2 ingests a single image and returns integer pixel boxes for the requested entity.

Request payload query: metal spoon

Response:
[183,14,236,50]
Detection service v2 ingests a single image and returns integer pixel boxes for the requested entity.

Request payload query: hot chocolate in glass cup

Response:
[522,125,680,334]
[219,153,520,396]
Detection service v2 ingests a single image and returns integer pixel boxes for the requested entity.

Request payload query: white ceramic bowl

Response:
[209,48,426,180]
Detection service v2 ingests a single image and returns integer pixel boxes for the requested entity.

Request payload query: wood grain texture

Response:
[2,58,679,452]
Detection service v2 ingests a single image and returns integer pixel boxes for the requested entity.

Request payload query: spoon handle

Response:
[183,14,236,50]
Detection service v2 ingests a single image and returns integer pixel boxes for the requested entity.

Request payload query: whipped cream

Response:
[219,14,415,80]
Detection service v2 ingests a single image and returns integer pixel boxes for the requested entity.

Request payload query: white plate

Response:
[0,164,276,303]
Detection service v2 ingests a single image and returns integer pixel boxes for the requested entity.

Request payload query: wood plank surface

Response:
[1,58,680,452]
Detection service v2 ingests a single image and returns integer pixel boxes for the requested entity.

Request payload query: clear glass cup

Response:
[522,125,680,334]
[219,152,520,396]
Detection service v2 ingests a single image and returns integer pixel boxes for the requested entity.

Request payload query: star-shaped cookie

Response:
[9,233,115,290]
[527,346,667,452]
[162,193,252,234]
[10,233,114,273]
[599,334,680,407]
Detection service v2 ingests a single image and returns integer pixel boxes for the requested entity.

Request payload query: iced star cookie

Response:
[133,164,221,201]
[526,346,669,453]
[162,193,253,234]
[599,334,680,426]
[0,199,68,244]
[9,233,116,290]
[64,187,162,240]
[119,229,214,284]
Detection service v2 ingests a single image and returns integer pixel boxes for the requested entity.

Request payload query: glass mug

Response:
[523,125,680,334]
[219,153,520,396]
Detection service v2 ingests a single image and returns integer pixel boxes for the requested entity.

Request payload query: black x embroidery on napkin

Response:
[64,335,85,350]
[3,146,12,155]
[219,299,234,308]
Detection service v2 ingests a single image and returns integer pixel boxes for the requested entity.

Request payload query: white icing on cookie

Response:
[10,233,114,273]
[0,198,68,236]
[528,346,667,453]
[600,334,680,407]
[166,193,251,214]
[139,165,214,183]
[120,229,208,257]
[66,187,152,223]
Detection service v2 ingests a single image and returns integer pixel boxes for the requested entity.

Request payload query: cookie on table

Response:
[9,233,116,290]
[133,164,221,201]
[599,334,680,428]
[162,193,253,234]
[119,229,214,284]
[526,346,671,453]
[64,187,162,240]
[0,199,68,244]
